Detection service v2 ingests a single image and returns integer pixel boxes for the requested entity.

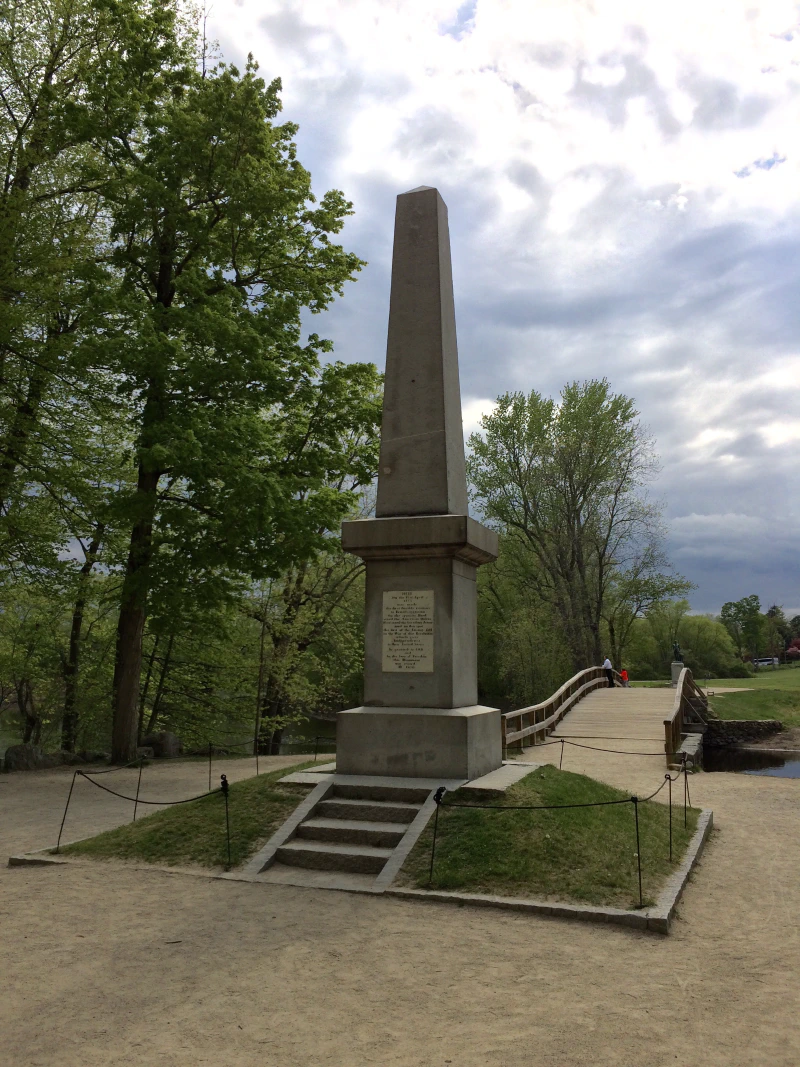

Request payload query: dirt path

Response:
[2,751,798,1067]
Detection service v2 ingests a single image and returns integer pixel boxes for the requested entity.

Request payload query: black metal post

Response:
[133,757,144,822]
[221,774,231,870]
[682,755,688,828]
[208,742,212,792]
[428,786,446,885]
[559,738,564,770]
[667,773,673,862]
[56,771,79,853]
[632,796,643,908]
[314,735,318,763]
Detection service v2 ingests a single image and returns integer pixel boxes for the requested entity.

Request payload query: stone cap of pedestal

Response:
[341,514,498,565]
[340,705,499,717]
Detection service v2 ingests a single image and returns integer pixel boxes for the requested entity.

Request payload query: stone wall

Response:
[704,719,784,747]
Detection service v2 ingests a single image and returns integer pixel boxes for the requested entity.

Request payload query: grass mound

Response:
[398,765,700,909]
[60,762,316,870]
[708,688,800,728]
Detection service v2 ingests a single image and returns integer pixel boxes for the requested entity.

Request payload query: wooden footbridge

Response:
[501,666,709,766]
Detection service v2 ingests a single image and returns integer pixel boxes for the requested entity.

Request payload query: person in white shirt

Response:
[602,657,614,688]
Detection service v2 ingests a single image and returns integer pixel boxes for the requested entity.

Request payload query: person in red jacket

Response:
[620,668,630,688]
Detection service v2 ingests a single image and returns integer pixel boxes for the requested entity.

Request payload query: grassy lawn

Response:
[708,688,800,728]
[632,667,800,693]
[705,666,800,691]
[398,765,699,909]
[59,761,316,870]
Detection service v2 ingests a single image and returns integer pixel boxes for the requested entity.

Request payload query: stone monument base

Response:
[671,661,684,687]
[336,705,502,780]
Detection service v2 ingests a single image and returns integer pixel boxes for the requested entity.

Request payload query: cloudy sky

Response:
[210,0,800,617]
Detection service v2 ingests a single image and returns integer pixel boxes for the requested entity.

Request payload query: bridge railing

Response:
[663,667,709,765]
[501,666,623,758]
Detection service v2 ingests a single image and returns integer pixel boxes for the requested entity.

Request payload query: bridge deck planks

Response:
[550,688,675,743]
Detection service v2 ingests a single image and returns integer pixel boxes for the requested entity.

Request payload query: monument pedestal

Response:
[337,705,501,779]
[671,661,684,687]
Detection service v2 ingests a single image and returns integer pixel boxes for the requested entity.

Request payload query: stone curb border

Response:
[384,809,714,935]
[7,808,714,936]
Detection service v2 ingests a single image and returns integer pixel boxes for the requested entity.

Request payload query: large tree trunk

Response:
[145,632,175,735]
[111,464,160,762]
[607,618,623,673]
[252,605,268,756]
[61,525,104,752]
[258,681,285,755]
[0,362,47,512]
[137,633,160,741]
[18,679,40,744]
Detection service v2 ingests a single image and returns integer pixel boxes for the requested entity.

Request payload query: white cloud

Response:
[210,0,800,613]
[461,396,497,436]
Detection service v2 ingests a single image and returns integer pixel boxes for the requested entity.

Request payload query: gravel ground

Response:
[2,748,798,1067]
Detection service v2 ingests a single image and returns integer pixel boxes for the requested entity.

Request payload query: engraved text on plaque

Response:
[382,590,434,672]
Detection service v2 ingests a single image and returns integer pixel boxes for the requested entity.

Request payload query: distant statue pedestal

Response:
[671,661,684,687]
[337,186,501,781]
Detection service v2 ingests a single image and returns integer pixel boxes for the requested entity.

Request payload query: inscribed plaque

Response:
[382,590,434,673]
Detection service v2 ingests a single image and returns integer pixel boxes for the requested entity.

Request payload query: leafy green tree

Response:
[0,0,193,515]
[248,547,367,752]
[764,605,790,664]
[625,601,744,679]
[468,379,682,672]
[477,535,573,709]
[720,595,763,661]
[0,566,72,746]
[602,545,693,670]
[91,54,370,760]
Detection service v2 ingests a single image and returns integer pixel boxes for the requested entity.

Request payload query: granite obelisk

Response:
[337,187,501,779]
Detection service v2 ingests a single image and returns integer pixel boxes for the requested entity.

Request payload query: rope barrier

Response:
[426,759,694,908]
[80,757,147,775]
[75,772,219,806]
[55,769,230,854]
[56,735,331,851]
[511,737,689,758]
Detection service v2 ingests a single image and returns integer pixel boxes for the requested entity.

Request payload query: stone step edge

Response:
[320,797,421,812]
[278,840,394,859]
[300,817,410,833]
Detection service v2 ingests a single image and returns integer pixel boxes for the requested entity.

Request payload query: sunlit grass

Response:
[60,761,315,869]
[708,688,800,728]
[398,765,699,909]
